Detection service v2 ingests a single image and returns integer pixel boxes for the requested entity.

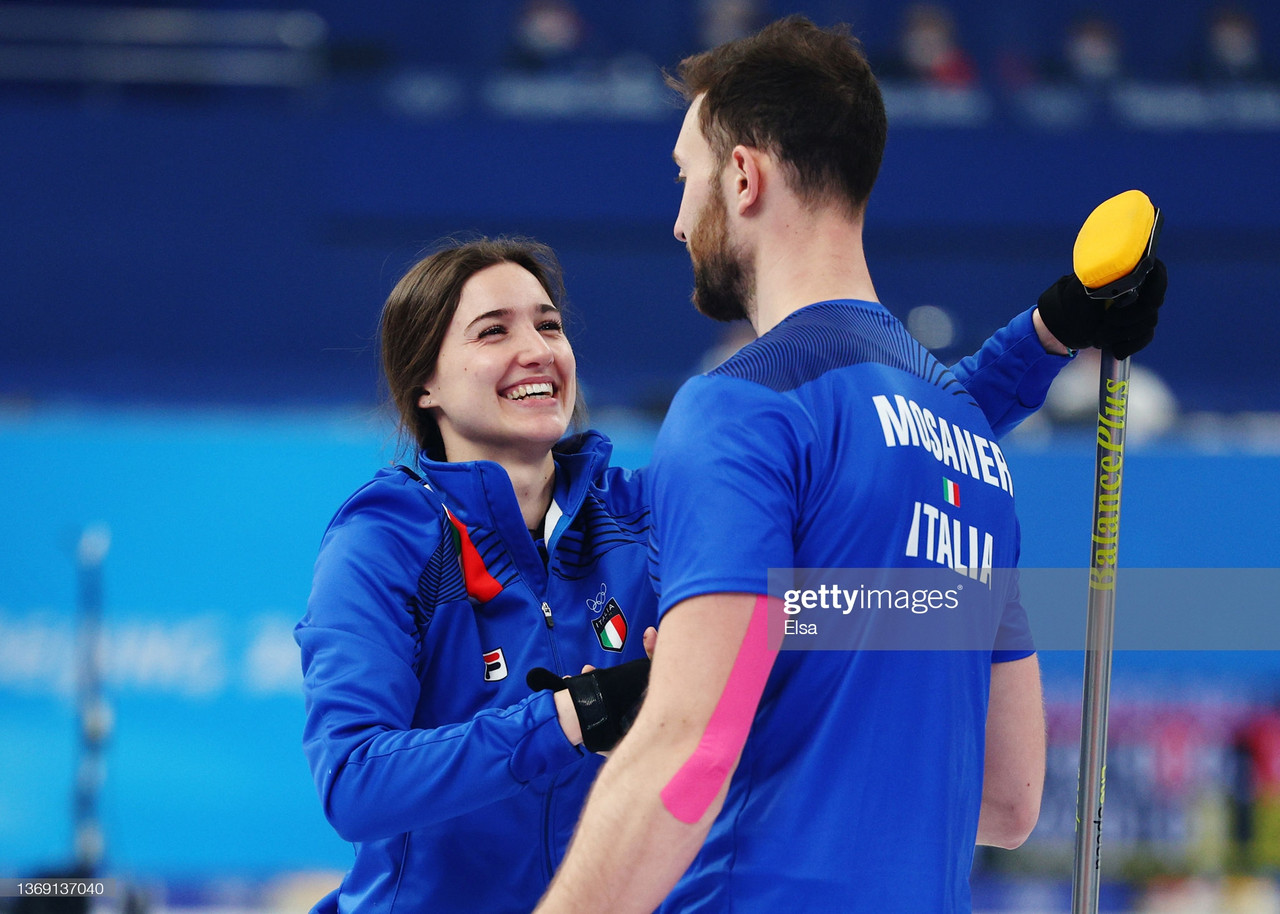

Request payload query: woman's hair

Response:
[380,236,582,459]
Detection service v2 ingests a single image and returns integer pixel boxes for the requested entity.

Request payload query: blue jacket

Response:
[296,430,655,913]
[295,306,1066,912]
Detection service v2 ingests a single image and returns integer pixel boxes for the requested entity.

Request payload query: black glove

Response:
[527,658,651,753]
[1036,258,1167,360]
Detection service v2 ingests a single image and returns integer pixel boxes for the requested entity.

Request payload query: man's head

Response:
[668,16,887,324]
[669,15,887,221]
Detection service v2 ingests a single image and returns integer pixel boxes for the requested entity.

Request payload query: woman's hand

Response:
[555,688,584,746]
[549,628,657,752]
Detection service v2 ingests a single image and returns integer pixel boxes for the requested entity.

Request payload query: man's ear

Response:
[729,145,763,215]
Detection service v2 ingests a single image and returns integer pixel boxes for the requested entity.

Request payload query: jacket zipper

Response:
[540,603,563,882]
[542,600,567,675]
[538,503,571,880]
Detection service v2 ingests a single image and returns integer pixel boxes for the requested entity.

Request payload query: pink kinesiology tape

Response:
[660,595,778,824]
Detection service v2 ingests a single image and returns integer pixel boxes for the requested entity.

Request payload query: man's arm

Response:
[1033,308,1072,355]
[952,307,1073,439]
[956,261,1167,439]
[536,593,776,914]
[977,654,1045,848]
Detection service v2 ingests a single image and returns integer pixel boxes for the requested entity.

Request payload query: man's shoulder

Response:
[708,300,944,396]
[663,370,799,441]
[651,371,809,493]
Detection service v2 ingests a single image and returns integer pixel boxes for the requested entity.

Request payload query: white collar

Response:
[542,498,564,542]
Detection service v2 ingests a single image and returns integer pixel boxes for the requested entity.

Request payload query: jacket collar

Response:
[413,429,613,535]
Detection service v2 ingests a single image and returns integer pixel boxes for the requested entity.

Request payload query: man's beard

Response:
[688,184,753,324]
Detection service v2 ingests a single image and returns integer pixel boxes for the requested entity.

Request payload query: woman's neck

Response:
[438,438,558,533]
[503,454,557,534]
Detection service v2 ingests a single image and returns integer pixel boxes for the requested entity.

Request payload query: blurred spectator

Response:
[877,3,978,88]
[994,46,1039,93]
[1055,14,1124,87]
[1192,5,1274,85]
[697,0,765,51]
[505,0,590,72]
[1233,708,1280,868]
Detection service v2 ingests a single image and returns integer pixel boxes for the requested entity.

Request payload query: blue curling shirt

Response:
[648,300,1036,913]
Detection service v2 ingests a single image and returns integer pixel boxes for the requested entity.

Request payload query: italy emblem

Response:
[591,598,628,652]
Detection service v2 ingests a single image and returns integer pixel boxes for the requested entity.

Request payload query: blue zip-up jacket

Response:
[297,430,654,913]
[295,306,1066,912]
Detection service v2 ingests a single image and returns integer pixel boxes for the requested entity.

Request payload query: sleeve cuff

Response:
[1000,308,1075,405]
[509,689,585,783]
[992,649,1037,664]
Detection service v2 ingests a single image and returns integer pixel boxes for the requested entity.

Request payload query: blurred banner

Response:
[0,409,1278,881]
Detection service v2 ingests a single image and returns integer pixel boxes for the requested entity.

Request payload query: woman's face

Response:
[424,261,577,464]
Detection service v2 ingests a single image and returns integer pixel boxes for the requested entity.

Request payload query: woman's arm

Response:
[295,475,583,843]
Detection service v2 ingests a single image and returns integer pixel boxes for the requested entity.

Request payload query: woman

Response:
[296,235,1088,912]
[296,238,659,914]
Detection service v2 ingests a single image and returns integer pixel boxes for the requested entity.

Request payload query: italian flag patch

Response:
[444,507,503,602]
[943,478,961,507]
[592,598,628,652]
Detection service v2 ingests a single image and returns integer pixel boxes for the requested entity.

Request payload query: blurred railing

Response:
[0,4,328,87]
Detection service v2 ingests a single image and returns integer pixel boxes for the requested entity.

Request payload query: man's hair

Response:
[667,15,887,217]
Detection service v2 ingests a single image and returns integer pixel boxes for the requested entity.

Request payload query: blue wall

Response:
[3,101,1278,413]
[176,0,1280,83]
[3,2,1278,413]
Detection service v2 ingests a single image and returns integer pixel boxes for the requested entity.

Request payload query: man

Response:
[537,15,1163,914]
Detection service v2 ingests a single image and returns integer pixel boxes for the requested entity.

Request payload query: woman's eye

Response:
[539,320,564,333]
[477,324,506,338]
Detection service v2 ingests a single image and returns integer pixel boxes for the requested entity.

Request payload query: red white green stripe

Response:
[444,507,503,602]
[599,614,627,650]
[943,478,961,507]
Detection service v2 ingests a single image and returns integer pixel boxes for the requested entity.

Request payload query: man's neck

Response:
[749,212,877,337]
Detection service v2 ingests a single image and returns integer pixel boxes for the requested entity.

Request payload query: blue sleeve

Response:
[648,376,803,617]
[952,307,1073,439]
[294,476,582,844]
[993,525,1035,663]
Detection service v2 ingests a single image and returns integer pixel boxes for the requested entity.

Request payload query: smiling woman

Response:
[379,238,584,464]
[293,236,660,913]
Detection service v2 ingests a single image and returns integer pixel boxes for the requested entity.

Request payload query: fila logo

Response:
[482,647,508,682]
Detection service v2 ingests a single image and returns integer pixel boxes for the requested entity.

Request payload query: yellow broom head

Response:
[1073,190,1158,292]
